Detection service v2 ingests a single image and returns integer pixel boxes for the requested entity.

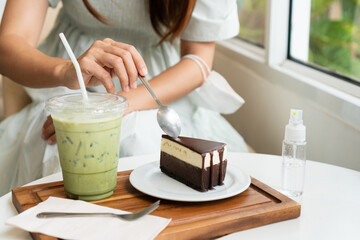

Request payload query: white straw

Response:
[59,32,88,101]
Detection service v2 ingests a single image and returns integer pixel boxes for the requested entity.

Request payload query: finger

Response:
[101,39,144,88]
[81,59,116,94]
[48,134,57,145]
[114,48,138,89]
[101,45,138,89]
[42,116,52,139]
[111,42,147,76]
[112,57,132,92]
[104,66,116,78]
[42,115,52,129]
[42,119,55,140]
[93,51,131,92]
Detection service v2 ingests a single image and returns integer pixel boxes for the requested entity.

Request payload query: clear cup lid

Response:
[45,92,128,116]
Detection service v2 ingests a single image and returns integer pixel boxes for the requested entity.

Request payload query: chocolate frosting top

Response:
[162,135,226,154]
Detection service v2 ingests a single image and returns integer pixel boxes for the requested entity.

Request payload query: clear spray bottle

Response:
[281,109,306,197]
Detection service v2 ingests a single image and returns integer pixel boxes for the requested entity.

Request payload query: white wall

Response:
[214,43,360,171]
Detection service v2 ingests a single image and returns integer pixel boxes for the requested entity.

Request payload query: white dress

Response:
[0,0,247,196]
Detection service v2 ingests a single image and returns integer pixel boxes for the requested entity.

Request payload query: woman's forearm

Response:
[120,40,216,113]
[0,0,70,88]
[119,59,203,112]
[0,35,71,88]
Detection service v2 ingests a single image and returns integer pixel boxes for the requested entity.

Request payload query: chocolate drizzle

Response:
[209,152,214,190]
[218,148,224,185]
[201,153,205,190]
[201,149,225,190]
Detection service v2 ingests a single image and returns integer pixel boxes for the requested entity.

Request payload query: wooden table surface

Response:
[1,152,360,240]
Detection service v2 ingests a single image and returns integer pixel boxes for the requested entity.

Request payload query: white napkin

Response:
[6,197,171,240]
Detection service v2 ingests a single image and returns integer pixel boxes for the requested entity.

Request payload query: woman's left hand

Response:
[41,115,56,145]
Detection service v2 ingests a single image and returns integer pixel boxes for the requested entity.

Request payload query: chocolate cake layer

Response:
[160,152,227,192]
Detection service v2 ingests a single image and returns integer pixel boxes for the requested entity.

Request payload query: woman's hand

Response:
[0,1,147,92]
[63,38,148,93]
[41,115,56,145]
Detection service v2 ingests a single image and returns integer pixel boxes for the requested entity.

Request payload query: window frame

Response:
[222,0,360,101]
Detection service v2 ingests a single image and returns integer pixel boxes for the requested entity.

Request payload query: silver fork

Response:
[36,200,160,221]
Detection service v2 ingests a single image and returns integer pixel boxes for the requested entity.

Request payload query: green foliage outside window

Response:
[237,0,266,46]
[309,0,360,83]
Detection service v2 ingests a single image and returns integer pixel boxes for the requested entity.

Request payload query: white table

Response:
[1,152,360,240]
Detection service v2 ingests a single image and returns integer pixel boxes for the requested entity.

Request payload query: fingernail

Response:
[48,139,53,145]
[140,67,148,76]
[131,81,137,89]
[124,86,130,92]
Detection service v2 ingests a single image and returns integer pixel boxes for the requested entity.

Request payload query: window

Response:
[234,0,360,87]
[237,0,266,47]
[289,0,360,86]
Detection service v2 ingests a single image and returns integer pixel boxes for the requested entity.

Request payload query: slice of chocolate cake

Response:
[160,135,227,192]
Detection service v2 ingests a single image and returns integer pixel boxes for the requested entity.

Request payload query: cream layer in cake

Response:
[161,137,228,169]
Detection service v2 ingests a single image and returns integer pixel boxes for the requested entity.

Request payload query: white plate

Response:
[129,161,251,202]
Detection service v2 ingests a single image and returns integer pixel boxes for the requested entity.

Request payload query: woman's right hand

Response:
[63,38,148,93]
[0,2,147,93]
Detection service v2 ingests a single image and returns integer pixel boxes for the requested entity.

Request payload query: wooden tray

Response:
[12,171,301,240]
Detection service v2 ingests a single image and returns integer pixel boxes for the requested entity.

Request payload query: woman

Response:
[0,0,247,196]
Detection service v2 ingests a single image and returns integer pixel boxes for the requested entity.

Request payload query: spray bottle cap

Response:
[284,109,306,143]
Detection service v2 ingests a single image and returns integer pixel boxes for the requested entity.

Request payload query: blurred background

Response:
[216,0,360,171]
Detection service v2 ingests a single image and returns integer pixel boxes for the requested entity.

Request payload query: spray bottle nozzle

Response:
[289,109,303,125]
[285,109,306,142]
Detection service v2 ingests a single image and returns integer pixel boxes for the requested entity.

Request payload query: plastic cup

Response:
[46,92,128,201]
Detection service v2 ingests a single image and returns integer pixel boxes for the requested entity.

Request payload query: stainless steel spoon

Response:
[138,75,181,138]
